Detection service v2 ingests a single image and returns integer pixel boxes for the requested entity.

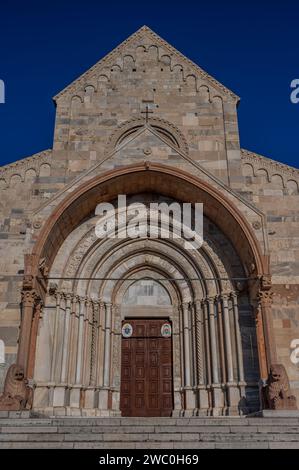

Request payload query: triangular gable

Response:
[53,26,239,103]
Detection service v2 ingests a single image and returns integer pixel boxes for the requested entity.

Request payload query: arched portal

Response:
[18,164,273,416]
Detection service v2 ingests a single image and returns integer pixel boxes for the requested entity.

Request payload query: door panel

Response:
[120,319,173,417]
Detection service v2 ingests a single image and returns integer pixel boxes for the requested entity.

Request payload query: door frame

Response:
[119,317,174,417]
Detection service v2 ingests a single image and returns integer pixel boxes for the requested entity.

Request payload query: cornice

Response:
[241,148,299,181]
[53,25,239,103]
[0,149,52,186]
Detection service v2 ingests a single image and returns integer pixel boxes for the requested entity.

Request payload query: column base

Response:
[211,384,224,416]
[226,382,241,416]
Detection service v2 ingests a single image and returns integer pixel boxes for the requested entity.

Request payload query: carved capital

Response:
[22,275,34,291]
[21,290,39,307]
[260,274,272,291]
[258,289,273,307]
[48,282,58,296]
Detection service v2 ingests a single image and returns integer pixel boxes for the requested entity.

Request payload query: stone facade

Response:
[0,26,298,416]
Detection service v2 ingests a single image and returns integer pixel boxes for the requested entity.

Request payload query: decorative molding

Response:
[54,26,238,102]
[105,116,189,156]
[241,148,299,183]
[0,149,52,188]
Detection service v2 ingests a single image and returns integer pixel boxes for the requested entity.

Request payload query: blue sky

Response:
[0,0,298,168]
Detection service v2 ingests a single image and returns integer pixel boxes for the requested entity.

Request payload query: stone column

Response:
[202,300,211,386]
[208,297,219,384]
[222,294,234,383]
[67,295,78,384]
[17,289,39,375]
[53,293,71,408]
[216,295,226,384]
[103,302,112,387]
[90,301,98,387]
[53,293,70,412]
[27,298,43,379]
[60,293,72,384]
[75,297,84,385]
[182,302,191,386]
[98,302,112,414]
[96,302,104,388]
[83,299,93,386]
[208,297,222,415]
[195,299,209,414]
[258,289,276,368]
[84,300,97,410]
[182,302,194,413]
[251,275,276,382]
[50,292,61,384]
[222,293,239,415]
[69,297,85,409]
[231,293,245,383]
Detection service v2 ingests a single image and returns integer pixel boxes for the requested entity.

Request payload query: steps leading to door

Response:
[1,415,299,448]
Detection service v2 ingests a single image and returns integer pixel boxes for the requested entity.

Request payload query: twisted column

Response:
[194,300,204,385]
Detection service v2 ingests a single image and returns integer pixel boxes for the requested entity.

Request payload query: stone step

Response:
[2,424,299,434]
[1,417,299,426]
[1,416,299,449]
[1,431,299,441]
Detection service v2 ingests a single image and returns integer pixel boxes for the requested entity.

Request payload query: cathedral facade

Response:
[0,27,298,417]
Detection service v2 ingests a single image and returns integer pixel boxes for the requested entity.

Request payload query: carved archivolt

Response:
[49,209,242,302]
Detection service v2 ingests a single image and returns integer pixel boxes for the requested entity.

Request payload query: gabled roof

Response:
[53,25,239,102]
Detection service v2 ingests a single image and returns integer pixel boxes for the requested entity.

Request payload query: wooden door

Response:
[120,319,173,417]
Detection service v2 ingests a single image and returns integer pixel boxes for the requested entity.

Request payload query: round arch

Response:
[31,162,269,277]
[18,162,272,400]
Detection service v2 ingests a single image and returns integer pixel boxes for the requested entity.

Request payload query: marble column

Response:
[90,301,98,387]
[82,299,91,387]
[222,293,240,415]
[84,300,97,409]
[182,302,191,387]
[50,292,61,383]
[231,293,245,383]
[103,302,112,387]
[67,295,79,384]
[53,293,71,408]
[208,296,222,415]
[60,293,71,384]
[195,299,209,414]
[70,296,85,408]
[222,294,234,383]
[208,297,219,384]
[75,297,85,384]
[182,302,194,413]
[98,302,112,414]
[96,302,104,388]
[202,300,211,386]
